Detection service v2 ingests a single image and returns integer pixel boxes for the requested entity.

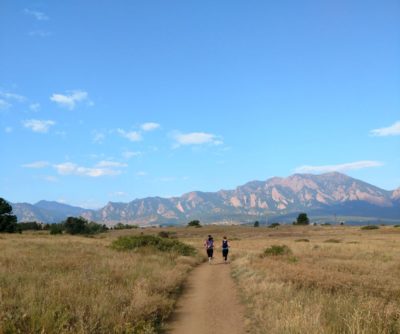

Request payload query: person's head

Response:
[208,234,212,240]
[223,236,227,240]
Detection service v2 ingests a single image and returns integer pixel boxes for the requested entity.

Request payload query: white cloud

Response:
[117,129,142,142]
[4,127,13,133]
[50,90,90,110]
[28,30,52,37]
[370,121,400,137]
[43,176,58,182]
[29,103,40,112]
[92,131,105,144]
[294,160,384,174]
[0,91,26,102]
[173,132,223,146]
[110,191,128,197]
[141,122,160,131]
[95,160,128,168]
[53,162,121,177]
[136,171,148,176]
[0,99,11,110]
[22,161,49,168]
[122,151,141,159]
[24,9,49,21]
[23,119,55,133]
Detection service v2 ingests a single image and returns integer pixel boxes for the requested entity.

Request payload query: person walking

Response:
[222,236,229,263]
[204,235,214,264]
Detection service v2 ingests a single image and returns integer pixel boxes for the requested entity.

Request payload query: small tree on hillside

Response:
[294,213,310,225]
[254,221,260,227]
[187,220,201,227]
[0,198,18,233]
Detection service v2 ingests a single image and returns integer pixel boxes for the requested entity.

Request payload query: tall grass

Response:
[0,232,200,333]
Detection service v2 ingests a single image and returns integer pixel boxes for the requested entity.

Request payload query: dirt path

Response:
[166,261,245,334]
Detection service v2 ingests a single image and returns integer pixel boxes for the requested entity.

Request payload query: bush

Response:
[158,231,171,238]
[394,225,400,228]
[254,221,260,227]
[361,225,379,230]
[113,223,138,230]
[187,220,201,227]
[295,238,310,242]
[262,245,292,257]
[324,239,341,243]
[268,223,280,228]
[111,235,196,256]
[49,224,63,235]
[18,221,42,231]
[321,223,331,226]
[59,217,108,235]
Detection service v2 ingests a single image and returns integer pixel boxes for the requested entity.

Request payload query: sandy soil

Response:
[166,260,245,334]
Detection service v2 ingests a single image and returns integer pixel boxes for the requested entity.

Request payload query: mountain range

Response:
[10,172,400,225]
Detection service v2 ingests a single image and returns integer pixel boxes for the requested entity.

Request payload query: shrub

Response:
[111,235,196,256]
[254,221,260,227]
[321,223,331,226]
[18,221,42,231]
[113,223,138,230]
[49,224,63,235]
[268,223,280,228]
[262,245,292,257]
[158,231,170,238]
[295,238,310,242]
[63,217,108,235]
[361,225,379,230]
[187,220,201,227]
[293,213,309,225]
[324,239,341,243]
[394,225,400,228]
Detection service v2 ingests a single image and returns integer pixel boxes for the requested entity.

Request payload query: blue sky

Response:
[1,0,399,208]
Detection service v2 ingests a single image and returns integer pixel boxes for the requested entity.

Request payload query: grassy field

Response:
[0,231,202,333]
[1,225,400,333]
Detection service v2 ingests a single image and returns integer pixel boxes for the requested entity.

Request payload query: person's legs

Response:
[207,249,213,263]
[223,249,228,262]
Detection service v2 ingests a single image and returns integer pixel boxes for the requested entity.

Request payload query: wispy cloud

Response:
[294,160,384,173]
[22,161,49,168]
[0,99,11,110]
[53,162,121,177]
[4,127,13,133]
[109,191,128,198]
[122,151,142,159]
[23,119,55,133]
[92,131,105,144]
[28,30,52,37]
[24,8,49,21]
[141,122,160,131]
[29,103,40,112]
[50,90,90,110]
[136,171,148,177]
[173,132,223,147]
[95,160,128,168]
[117,129,142,142]
[370,121,400,137]
[0,91,26,102]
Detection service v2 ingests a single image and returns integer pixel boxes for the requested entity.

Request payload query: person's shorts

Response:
[207,249,214,258]
[222,249,229,257]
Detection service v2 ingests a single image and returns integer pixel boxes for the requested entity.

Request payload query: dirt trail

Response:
[166,261,245,334]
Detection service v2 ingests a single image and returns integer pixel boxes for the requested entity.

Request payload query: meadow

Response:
[1,225,399,333]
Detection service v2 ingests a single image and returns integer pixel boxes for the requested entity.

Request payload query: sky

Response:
[1,0,399,209]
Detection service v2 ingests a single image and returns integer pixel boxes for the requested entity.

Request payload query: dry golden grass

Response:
[1,225,400,334]
[0,231,201,333]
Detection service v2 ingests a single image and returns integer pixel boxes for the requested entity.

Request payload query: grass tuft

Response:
[262,245,292,257]
[111,235,196,256]
[361,225,379,230]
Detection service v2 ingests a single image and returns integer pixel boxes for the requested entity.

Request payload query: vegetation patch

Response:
[361,225,379,230]
[394,225,400,228]
[268,223,280,228]
[324,239,341,243]
[262,245,292,257]
[295,238,310,242]
[111,235,196,256]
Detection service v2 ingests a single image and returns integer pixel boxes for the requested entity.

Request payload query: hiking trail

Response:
[166,261,245,334]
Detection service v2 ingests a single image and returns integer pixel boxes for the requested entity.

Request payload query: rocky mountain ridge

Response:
[11,172,400,225]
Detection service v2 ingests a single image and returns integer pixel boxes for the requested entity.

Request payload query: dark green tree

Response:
[295,213,310,225]
[187,220,201,227]
[0,198,18,233]
[254,221,260,227]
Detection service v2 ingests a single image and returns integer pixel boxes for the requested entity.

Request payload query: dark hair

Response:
[223,236,227,239]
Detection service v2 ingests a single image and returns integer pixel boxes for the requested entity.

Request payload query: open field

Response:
[1,225,400,333]
[0,231,202,333]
